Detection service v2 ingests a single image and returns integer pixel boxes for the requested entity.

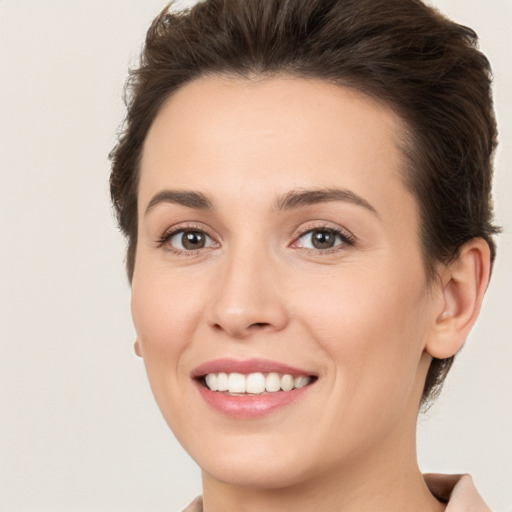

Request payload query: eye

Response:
[166,229,216,252]
[294,228,352,251]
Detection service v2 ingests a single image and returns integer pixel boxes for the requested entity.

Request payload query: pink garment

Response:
[182,474,490,511]
[182,496,202,512]
[424,473,491,511]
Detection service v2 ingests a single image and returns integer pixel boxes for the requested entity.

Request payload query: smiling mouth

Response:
[199,372,316,395]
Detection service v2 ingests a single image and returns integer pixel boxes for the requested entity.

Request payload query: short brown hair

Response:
[110,0,499,405]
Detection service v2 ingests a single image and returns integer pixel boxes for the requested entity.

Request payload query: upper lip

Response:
[191,358,316,378]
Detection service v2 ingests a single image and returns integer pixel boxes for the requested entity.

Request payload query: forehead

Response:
[139,75,416,222]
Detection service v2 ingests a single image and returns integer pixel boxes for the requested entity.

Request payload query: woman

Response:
[110,0,498,510]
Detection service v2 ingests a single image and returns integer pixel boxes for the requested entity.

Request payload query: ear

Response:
[134,339,143,358]
[426,238,491,359]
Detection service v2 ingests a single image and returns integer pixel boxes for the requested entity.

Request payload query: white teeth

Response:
[265,372,281,392]
[281,374,294,391]
[228,372,246,393]
[205,373,218,391]
[246,372,266,393]
[217,372,229,391]
[203,372,312,394]
[294,376,310,389]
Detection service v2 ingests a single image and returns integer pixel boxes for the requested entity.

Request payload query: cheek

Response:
[297,264,430,407]
[133,259,188,326]
[130,264,206,428]
[131,263,202,368]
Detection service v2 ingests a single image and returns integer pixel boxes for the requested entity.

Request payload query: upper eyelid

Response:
[161,222,216,238]
[291,221,355,242]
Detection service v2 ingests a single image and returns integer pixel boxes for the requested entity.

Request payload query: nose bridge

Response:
[207,236,287,338]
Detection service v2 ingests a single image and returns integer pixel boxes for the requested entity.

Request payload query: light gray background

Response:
[1,1,510,511]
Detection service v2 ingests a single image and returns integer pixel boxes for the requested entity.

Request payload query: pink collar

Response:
[424,473,491,511]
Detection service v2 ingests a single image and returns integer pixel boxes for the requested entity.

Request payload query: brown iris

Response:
[181,231,207,250]
[310,230,337,249]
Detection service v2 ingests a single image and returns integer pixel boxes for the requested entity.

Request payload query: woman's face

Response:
[132,76,442,487]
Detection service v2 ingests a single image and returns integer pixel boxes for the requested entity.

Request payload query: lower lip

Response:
[195,381,313,418]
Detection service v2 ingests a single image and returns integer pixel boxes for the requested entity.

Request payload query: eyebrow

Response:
[145,190,214,214]
[144,187,378,217]
[275,188,378,216]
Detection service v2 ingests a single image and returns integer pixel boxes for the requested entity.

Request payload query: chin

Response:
[182,431,317,489]
[200,454,312,489]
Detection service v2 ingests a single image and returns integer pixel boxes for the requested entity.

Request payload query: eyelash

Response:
[156,223,217,255]
[291,224,356,254]
[156,223,356,256]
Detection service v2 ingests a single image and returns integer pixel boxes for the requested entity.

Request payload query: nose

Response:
[205,245,288,340]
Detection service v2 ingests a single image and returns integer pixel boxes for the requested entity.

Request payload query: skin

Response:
[131,75,490,512]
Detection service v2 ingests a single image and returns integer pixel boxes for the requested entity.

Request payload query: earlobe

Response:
[134,339,143,358]
[426,238,491,359]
